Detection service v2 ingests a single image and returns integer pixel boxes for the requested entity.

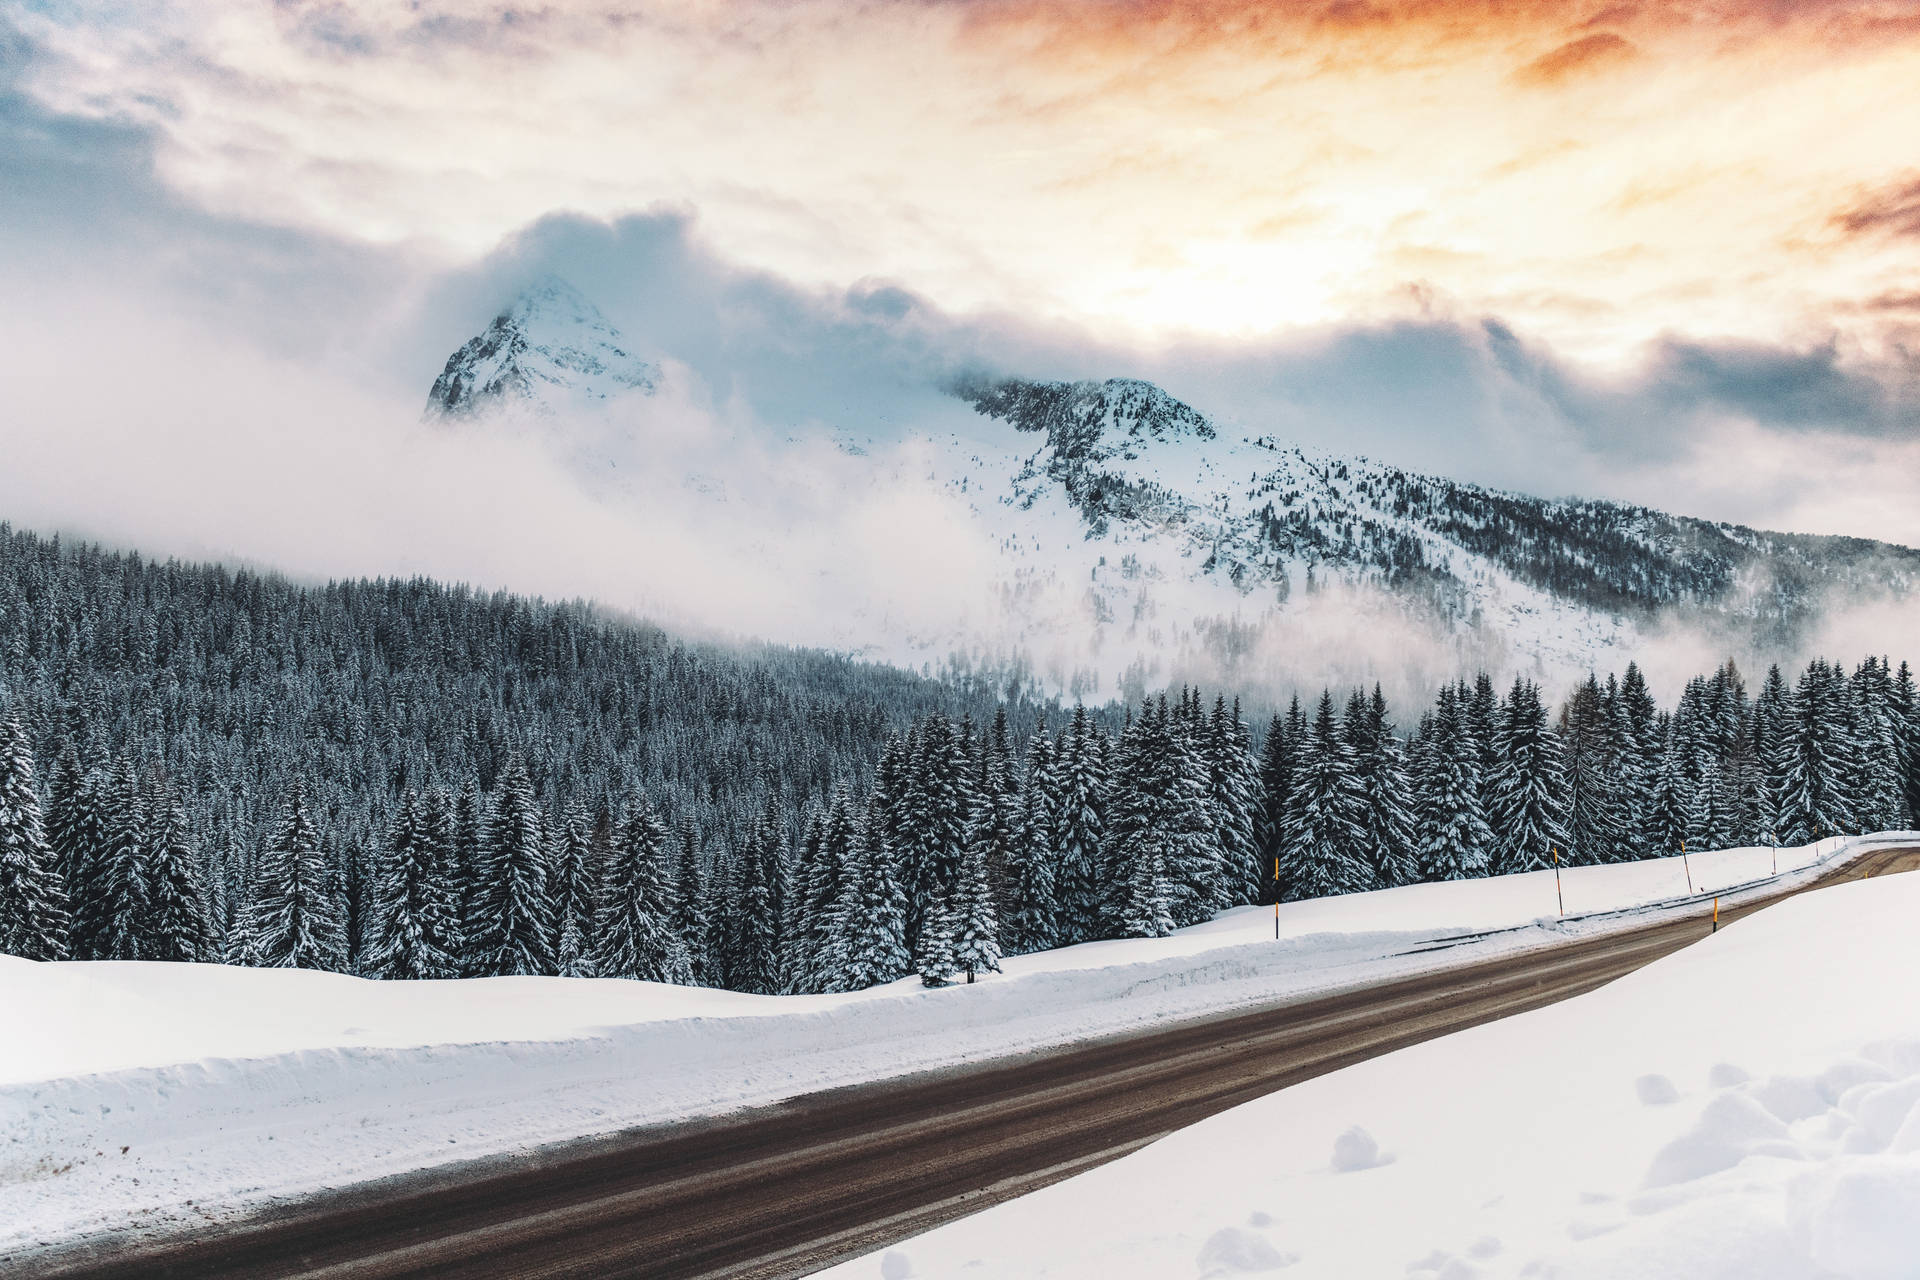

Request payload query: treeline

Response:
[3,644,1916,990]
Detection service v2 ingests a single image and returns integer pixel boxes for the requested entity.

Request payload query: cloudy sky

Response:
[3,0,1919,557]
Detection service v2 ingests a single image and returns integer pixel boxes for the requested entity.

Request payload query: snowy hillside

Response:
[822,862,1920,1280]
[418,281,1920,691]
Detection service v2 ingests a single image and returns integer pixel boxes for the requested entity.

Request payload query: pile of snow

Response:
[824,857,1920,1280]
[1,834,1903,1254]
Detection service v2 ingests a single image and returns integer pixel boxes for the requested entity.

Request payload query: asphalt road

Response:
[21,842,1920,1280]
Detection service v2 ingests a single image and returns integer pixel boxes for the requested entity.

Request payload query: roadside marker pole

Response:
[1770,831,1777,877]
[1552,846,1564,918]
[1681,839,1695,895]
[1711,896,1719,934]
[1274,858,1280,940]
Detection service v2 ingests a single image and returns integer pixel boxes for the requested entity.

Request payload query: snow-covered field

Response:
[822,851,1920,1280]
[2,834,1906,1255]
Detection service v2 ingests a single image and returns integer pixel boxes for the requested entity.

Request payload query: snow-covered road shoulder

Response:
[2,834,1907,1255]
[821,849,1920,1280]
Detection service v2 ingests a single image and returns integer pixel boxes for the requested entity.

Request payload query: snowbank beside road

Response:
[1,834,1906,1254]
[822,853,1920,1280]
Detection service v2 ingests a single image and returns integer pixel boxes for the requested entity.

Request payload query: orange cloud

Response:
[1834,175,1920,239]
[1515,31,1639,85]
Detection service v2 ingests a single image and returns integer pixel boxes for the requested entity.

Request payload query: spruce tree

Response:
[0,712,70,960]
[1282,691,1374,899]
[139,776,212,962]
[1356,687,1419,886]
[1205,696,1262,907]
[669,816,711,985]
[1488,679,1570,875]
[593,792,689,984]
[365,790,458,980]
[548,804,595,977]
[1418,686,1493,880]
[831,801,911,991]
[95,759,149,960]
[1002,724,1061,955]
[474,755,555,977]
[1053,705,1109,944]
[249,781,346,970]
[951,813,1003,982]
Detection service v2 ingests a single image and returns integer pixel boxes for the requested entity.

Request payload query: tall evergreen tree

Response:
[548,804,595,977]
[1488,679,1571,874]
[669,816,711,985]
[1003,724,1061,956]
[830,801,911,991]
[94,759,149,960]
[1417,686,1493,880]
[1354,686,1419,886]
[1282,691,1374,899]
[593,792,689,984]
[139,775,212,962]
[365,790,458,980]
[1053,705,1109,944]
[474,755,555,977]
[248,781,346,970]
[951,811,1004,982]
[0,712,69,960]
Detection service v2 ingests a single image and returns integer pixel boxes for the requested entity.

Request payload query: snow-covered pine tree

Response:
[1256,698,1303,903]
[971,707,1024,925]
[43,747,101,957]
[0,712,70,959]
[417,786,462,962]
[1053,705,1109,944]
[1282,691,1373,899]
[1002,723,1060,955]
[1752,664,1793,843]
[250,781,347,970]
[139,775,212,962]
[548,804,595,977]
[721,801,782,994]
[951,810,1003,982]
[898,714,971,951]
[1417,685,1493,880]
[1103,700,1176,938]
[95,759,149,960]
[1850,657,1910,832]
[831,800,911,991]
[1159,696,1227,927]
[797,790,859,990]
[452,778,487,976]
[1487,679,1570,875]
[473,755,555,977]
[365,790,458,980]
[1355,686,1419,886]
[592,791,690,984]
[669,816,711,985]
[1776,659,1860,843]
[1561,675,1628,864]
[1892,661,1920,829]
[1205,696,1262,907]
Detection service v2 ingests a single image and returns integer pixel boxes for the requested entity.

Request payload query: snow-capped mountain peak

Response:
[425,275,659,418]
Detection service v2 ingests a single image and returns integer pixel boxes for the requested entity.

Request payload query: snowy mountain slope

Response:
[425,276,659,418]
[418,281,1920,691]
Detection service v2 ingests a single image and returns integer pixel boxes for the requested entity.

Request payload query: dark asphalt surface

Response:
[17,842,1919,1280]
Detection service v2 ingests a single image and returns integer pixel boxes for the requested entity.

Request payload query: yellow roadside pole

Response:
[1711,896,1719,934]
[1552,846,1564,917]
